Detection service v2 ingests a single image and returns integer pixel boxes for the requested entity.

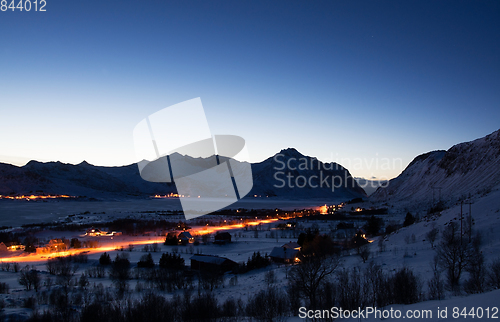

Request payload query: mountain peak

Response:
[278,148,305,158]
[78,160,92,167]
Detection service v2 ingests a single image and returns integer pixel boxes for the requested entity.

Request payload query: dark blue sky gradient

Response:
[1,1,499,179]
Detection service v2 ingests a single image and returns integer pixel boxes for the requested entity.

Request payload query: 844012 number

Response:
[1,0,46,11]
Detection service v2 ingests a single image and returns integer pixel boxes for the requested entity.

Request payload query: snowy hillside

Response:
[371,129,500,210]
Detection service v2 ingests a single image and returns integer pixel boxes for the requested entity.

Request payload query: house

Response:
[190,254,238,273]
[270,241,301,263]
[36,239,67,254]
[178,231,194,245]
[214,232,231,244]
[356,228,367,239]
[0,242,7,252]
[282,241,301,250]
[269,246,300,264]
[5,242,25,251]
[85,227,108,236]
[351,229,369,248]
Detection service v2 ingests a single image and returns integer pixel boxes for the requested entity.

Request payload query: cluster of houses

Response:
[0,242,25,252]
[0,227,118,256]
[187,240,303,275]
[173,231,232,245]
[0,239,69,255]
[85,227,122,237]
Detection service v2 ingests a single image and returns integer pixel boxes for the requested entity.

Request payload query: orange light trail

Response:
[0,194,74,200]
[0,218,280,263]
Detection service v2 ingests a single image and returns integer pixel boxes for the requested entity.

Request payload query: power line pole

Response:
[460,200,463,245]
[464,197,472,243]
[431,186,442,210]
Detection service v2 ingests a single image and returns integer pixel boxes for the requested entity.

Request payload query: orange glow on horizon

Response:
[0,194,73,200]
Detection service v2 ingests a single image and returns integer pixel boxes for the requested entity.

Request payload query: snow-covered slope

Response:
[371,129,500,210]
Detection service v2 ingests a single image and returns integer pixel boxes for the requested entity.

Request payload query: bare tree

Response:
[19,266,41,292]
[337,267,365,310]
[464,250,486,294]
[488,257,500,289]
[428,255,445,300]
[359,246,370,263]
[426,226,439,248]
[436,222,476,292]
[289,256,340,308]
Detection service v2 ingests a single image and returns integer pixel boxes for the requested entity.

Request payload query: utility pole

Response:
[431,186,442,210]
[464,197,473,243]
[460,200,463,245]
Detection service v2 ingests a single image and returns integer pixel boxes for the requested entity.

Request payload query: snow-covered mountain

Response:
[371,129,500,210]
[0,148,366,200]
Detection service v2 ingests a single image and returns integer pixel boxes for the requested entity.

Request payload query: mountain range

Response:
[0,148,366,200]
[2,128,499,206]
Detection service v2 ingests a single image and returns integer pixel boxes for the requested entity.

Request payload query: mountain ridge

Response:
[370,128,500,209]
[0,148,366,200]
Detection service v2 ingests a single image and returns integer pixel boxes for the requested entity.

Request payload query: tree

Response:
[199,270,224,291]
[78,273,89,290]
[464,249,486,294]
[137,253,155,268]
[19,266,41,292]
[403,212,415,227]
[70,238,81,249]
[366,215,384,236]
[264,270,277,287]
[426,227,439,248]
[390,267,420,304]
[436,222,476,292]
[110,253,131,294]
[246,287,289,322]
[99,252,111,265]
[246,252,270,271]
[337,267,365,310]
[289,256,339,309]
[428,256,445,300]
[302,234,337,258]
[159,252,185,270]
[164,232,178,245]
[363,262,390,307]
[359,246,370,263]
[488,257,500,289]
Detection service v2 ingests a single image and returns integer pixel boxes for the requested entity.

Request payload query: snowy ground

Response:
[1,186,500,320]
[288,289,500,321]
[0,198,338,227]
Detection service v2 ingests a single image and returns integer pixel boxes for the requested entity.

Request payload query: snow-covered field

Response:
[0,198,337,227]
[1,184,499,320]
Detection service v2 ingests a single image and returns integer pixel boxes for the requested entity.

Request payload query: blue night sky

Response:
[1,1,499,179]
